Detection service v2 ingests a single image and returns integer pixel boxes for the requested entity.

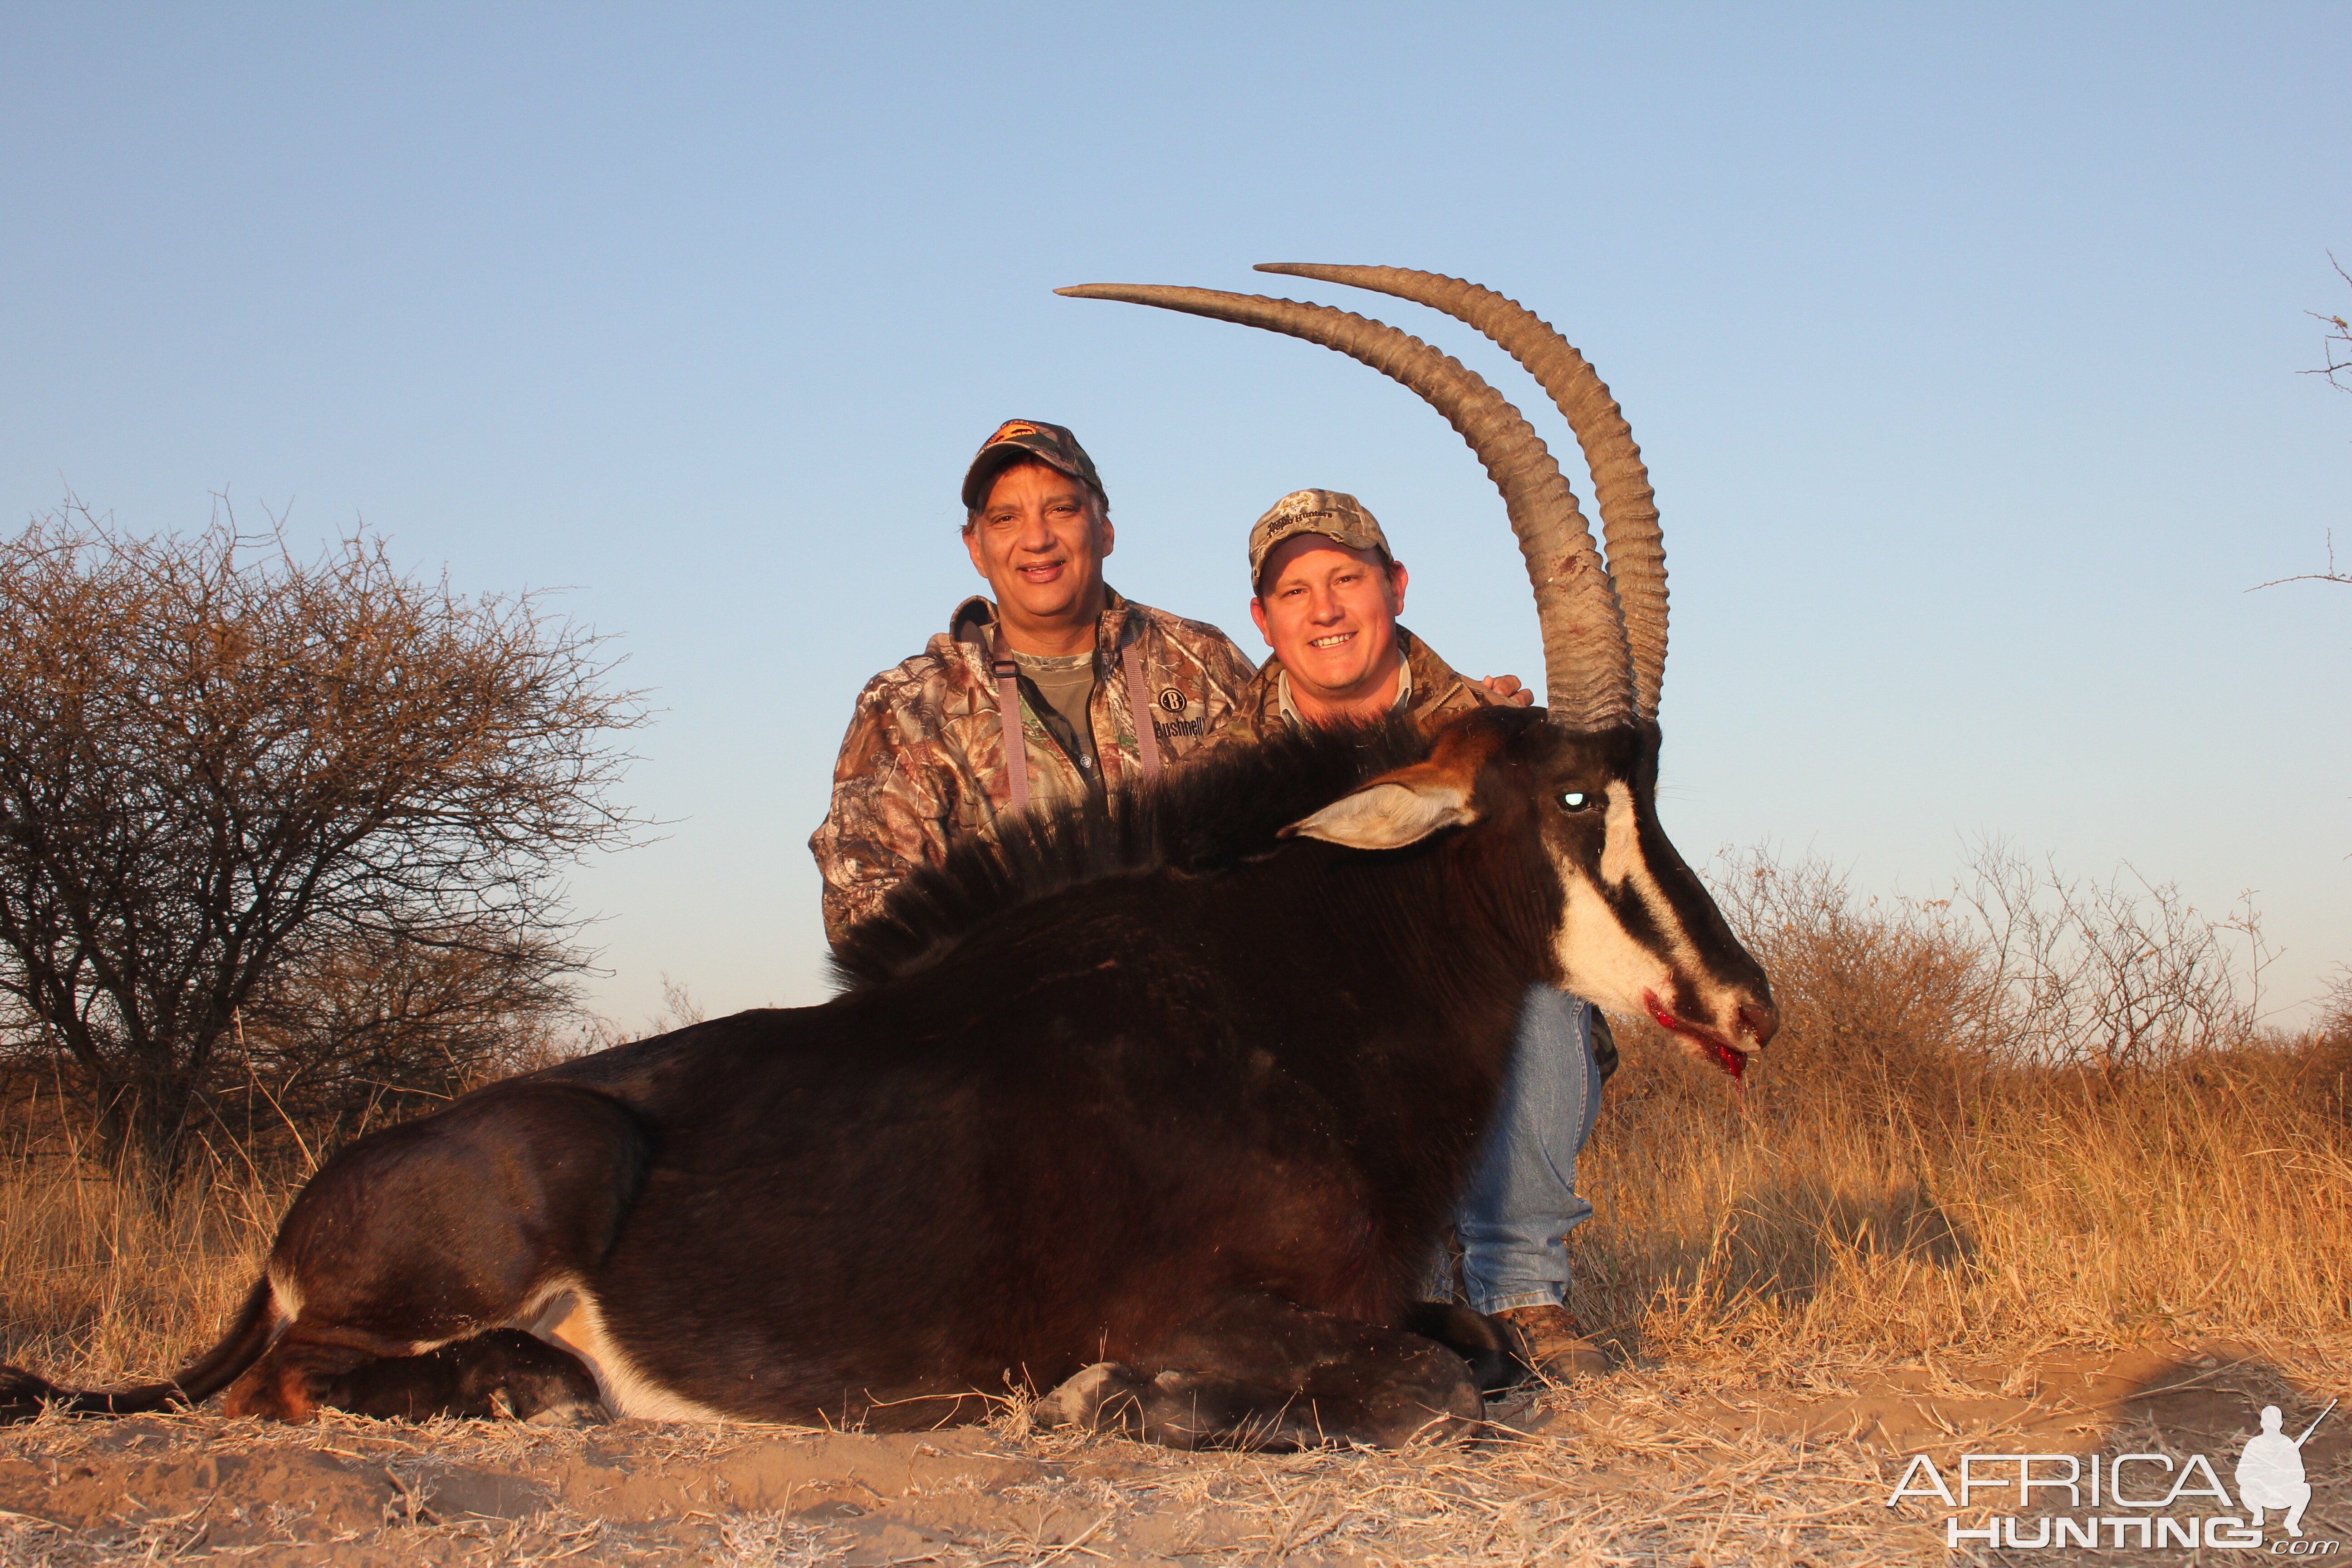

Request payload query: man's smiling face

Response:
[1250,533,1411,717]
[963,460,1114,651]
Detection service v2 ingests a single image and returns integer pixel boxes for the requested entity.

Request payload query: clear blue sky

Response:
[5,4,2347,1028]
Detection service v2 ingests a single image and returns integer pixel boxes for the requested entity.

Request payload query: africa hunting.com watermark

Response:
[1886,1399,2337,1552]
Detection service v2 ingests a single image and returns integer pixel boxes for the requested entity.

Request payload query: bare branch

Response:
[2250,529,2352,591]
[2302,253,2352,393]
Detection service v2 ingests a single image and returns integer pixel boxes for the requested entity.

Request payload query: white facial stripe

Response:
[1598,781,1640,888]
[1553,783,1728,1036]
[1553,868,1675,1014]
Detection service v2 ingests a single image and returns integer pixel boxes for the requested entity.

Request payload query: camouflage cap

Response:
[1248,489,1394,592]
[960,419,1108,513]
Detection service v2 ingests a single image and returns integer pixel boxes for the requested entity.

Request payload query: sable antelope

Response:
[0,269,1775,1448]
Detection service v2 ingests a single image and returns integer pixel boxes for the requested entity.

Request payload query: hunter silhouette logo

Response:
[2239,1400,2333,1539]
[1886,1396,2338,1552]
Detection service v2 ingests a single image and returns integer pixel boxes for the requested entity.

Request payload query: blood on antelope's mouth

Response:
[1645,994,1747,1079]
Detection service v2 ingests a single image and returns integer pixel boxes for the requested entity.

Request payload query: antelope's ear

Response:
[1283,771,1478,850]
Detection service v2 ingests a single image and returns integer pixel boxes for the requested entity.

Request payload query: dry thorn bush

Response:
[0,498,647,1189]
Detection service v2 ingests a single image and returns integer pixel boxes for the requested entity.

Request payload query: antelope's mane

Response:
[828,716,1431,988]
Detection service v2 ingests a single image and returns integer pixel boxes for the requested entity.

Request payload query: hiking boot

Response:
[1492,1304,1610,1383]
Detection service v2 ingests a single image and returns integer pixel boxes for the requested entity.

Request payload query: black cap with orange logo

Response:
[960,419,1107,514]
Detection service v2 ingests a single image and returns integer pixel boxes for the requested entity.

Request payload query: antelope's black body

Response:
[0,715,1607,1444]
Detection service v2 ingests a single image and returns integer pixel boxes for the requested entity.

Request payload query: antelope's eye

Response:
[1559,791,1593,813]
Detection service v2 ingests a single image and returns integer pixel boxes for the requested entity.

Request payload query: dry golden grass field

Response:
[2,855,2347,1565]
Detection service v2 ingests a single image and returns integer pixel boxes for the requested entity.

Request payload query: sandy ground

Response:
[0,1341,2344,1566]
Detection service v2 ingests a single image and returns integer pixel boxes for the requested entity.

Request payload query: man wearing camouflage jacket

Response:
[1229,488,1611,1383]
[809,421,1256,946]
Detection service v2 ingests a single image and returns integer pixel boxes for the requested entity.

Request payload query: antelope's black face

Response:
[1288,708,1778,1076]
[1519,719,1777,1075]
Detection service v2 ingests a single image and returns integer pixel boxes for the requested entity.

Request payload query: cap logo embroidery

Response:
[983,421,1040,448]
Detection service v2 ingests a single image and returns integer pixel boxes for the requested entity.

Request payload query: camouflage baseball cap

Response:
[1248,489,1394,592]
[960,419,1108,513]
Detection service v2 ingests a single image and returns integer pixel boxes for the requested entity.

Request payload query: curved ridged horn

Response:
[1055,282,1637,730]
[1258,264,1667,718]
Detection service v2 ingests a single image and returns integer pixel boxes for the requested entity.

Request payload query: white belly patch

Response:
[526,1282,729,1423]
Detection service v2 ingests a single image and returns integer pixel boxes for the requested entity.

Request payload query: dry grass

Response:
[0,1373,1956,1565]
[0,1078,301,1384]
[1,851,2347,1563]
[1575,1033,2352,1368]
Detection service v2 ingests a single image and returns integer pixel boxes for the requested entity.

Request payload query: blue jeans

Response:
[1430,986,1602,1313]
